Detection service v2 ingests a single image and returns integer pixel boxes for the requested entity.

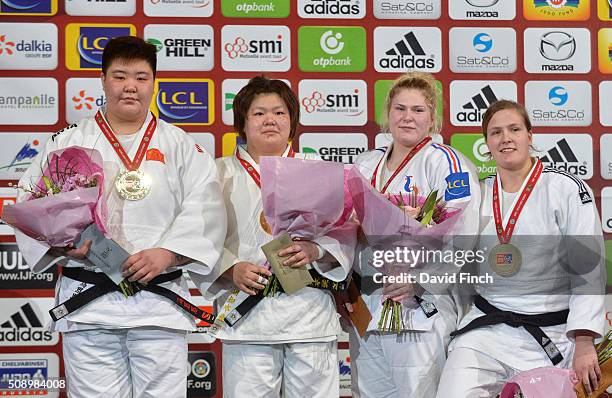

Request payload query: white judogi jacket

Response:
[15,110,227,332]
[451,163,606,370]
[353,140,481,332]
[194,145,357,342]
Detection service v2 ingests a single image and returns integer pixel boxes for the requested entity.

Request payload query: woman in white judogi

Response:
[15,37,226,398]
[347,72,481,398]
[436,100,605,397]
[193,76,356,398]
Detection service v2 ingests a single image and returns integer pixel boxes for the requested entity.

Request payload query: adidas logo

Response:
[539,138,587,177]
[378,31,435,70]
[456,85,498,123]
[385,32,425,56]
[0,303,53,343]
[540,138,577,163]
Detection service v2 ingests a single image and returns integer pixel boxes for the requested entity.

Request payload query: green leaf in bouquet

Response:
[419,190,439,226]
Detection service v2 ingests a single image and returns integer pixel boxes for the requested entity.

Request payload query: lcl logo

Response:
[539,31,576,61]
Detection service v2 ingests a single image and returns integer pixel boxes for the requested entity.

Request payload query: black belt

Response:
[224,268,347,327]
[451,295,568,365]
[352,272,438,318]
[49,267,215,324]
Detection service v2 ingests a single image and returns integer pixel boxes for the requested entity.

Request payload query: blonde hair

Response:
[380,72,442,136]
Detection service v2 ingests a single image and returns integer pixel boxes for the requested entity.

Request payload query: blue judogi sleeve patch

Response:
[445,172,471,201]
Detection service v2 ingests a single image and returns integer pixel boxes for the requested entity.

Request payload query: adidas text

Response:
[457,108,483,123]
[0,328,53,343]
[379,56,435,69]
[304,1,360,15]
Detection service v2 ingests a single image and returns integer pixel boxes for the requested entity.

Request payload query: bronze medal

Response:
[489,159,543,278]
[115,170,151,201]
[488,243,522,277]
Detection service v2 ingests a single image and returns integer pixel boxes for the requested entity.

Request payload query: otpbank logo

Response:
[152,79,214,126]
[524,0,589,20]
[222,0,289,18]
[599,28,612,73]
[0,0,56,15]
[598,0,612,20]
[298,26,366,72]
[65,24,136,71]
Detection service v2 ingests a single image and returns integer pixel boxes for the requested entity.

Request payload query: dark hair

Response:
[482,100,532,138]
[232,76,299,142]
[102,36,157,76]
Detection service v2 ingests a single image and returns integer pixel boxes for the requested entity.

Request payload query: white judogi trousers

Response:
[221,341,338,398]
[62,327,188,398]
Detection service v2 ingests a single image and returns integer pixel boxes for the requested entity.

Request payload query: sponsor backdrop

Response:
[0,0,611,396]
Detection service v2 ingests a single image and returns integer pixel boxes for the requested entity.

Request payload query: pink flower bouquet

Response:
[2,146,108,247]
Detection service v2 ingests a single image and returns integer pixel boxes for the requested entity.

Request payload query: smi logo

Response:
[223,35,285,59]
[300,89,361,114]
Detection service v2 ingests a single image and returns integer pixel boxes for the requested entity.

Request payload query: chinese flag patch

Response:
[146,148,165,164]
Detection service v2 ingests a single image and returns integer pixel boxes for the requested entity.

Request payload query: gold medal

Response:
[115,170,151,201]
[488,243,522,277]
[260,211,272,235]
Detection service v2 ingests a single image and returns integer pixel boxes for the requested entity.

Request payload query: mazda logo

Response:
[466,0,499,6]
[539,31,576,61]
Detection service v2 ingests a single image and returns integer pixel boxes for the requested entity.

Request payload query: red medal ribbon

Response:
[492,158,543,244]
[370,136,432,194]
[235,145,296,189]
[95,110,157,171]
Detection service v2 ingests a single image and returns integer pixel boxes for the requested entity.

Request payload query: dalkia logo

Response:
[300,0,361,16]
[0,303,54,344]
[0,33,53,57]
[0,35,15,55]
[457,85,498,123]
[538,138,588,176]
[378,31,436,70]
[72,89,104,110]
